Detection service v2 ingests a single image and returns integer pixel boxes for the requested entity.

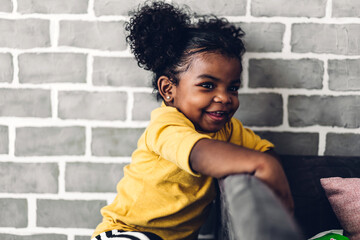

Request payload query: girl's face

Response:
[169,52,241,133]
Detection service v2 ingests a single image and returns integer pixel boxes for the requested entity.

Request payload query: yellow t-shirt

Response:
[92,104,274,240]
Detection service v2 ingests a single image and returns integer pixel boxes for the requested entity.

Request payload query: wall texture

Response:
[0,0,360,239]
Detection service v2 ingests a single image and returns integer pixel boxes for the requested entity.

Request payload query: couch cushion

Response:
[321,177,360,240]
[280,156,360,238]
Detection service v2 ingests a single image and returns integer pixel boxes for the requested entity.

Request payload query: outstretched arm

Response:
[190,138,294,212]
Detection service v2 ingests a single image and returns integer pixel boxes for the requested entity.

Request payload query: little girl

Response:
[92,1,293,240]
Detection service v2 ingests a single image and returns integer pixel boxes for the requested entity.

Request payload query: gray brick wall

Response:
[1,0,360,239]
[58,91,127,120]
[0,89,51,117]
[0,19,50,48]
[292,24,360,55]
[15,127,85,156]
[65,162,126,192]
[17,0,88,14]
[37,199,106,228]
[0,126,8,154]
[249,59,323,89]
[59,21,127,51]
[251,0,327,17]
[93,57,151,87]
[332,0,360,17]
[0,53,13,83]
[0,0,12,12]
[0,198,27,227]
[0,162,58,193]
[19,53,87,84]
[240,22,285,52]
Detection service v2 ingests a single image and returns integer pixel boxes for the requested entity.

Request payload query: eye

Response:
[228,85,240,92]
[200,82,215,89]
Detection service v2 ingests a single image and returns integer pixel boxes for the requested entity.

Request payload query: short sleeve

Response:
[145,109,211,176]
[229,118,274,152]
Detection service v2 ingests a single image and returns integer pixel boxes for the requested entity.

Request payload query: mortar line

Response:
[58,161,66,194]
[27,196,37,228]
[0,193,117,200]
[85,126,92,157]
[246,0,252,17]
[86,54,94,86]
[126,91,134,122]
[0,156,132,163]
[50,19,60,48]
[282,22,292,53]
[322,58,330,91]
[8,125,15,157]
[12,0,17,13]
[51,88,58,119]
[241,56,249,90]
[282,93,290,128]
[325,0,333,18]
[88,0,95,17]
[318,130,327,156]
[0,228,95,235]
[12,52,19,85]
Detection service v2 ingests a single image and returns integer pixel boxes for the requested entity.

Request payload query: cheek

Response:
[233,96,240,108]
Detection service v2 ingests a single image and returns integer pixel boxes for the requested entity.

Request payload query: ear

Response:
[157,76,175,104]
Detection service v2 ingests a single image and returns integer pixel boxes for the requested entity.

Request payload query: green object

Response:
[312,233,350,240]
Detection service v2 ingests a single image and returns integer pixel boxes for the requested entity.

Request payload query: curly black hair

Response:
[125,1,246,100]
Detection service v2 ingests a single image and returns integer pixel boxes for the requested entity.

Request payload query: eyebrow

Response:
[197,74,241,84]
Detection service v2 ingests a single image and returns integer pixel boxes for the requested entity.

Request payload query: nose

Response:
[213,89,232,104]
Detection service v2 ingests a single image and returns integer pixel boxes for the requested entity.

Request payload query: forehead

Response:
[183,52,242,77]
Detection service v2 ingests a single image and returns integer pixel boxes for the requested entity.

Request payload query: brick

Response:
[18,0,88,14]
[288,95,360,128]
[0,198,27,227]
[325,133,360,156]
[256,131,319,155]
[173,0,247,16]
[19,53,86,84]
[234,93,283,126]
[16,127,85,156]
[0,89,51,117]
[0,19,50,49]
[0,0,12,12]
[37,199,106,228]
[0,126,8,154]
[328,59,360,91]
[249,59,323,89]
[132,93,160,121]
[0,53,13,83]
[239,23,285,52]
[93,57,151,87]
[94,0,144,16]
[59,21,127,51]
[66,162,126,192]
[333,0,360,17]
[292,24,360,55]
[58,91,127,120]
[251,0,326,17]
[75,236,90,240]
[92,127,144,156]
[0,234,67,240]
[0,162,58,193]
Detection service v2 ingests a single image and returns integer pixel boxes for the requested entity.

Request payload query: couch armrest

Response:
[218,174,303,240]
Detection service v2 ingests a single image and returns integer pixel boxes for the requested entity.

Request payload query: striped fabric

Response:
[92,230,163,240]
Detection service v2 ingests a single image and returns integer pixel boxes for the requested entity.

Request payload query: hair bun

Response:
[126,1,191,73]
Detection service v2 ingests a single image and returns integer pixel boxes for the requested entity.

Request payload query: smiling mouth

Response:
[206,111,229,121]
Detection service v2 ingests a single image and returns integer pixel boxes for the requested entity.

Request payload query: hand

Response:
[254,155,294,214]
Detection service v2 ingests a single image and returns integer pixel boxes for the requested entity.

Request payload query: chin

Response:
[199,126,223,133]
